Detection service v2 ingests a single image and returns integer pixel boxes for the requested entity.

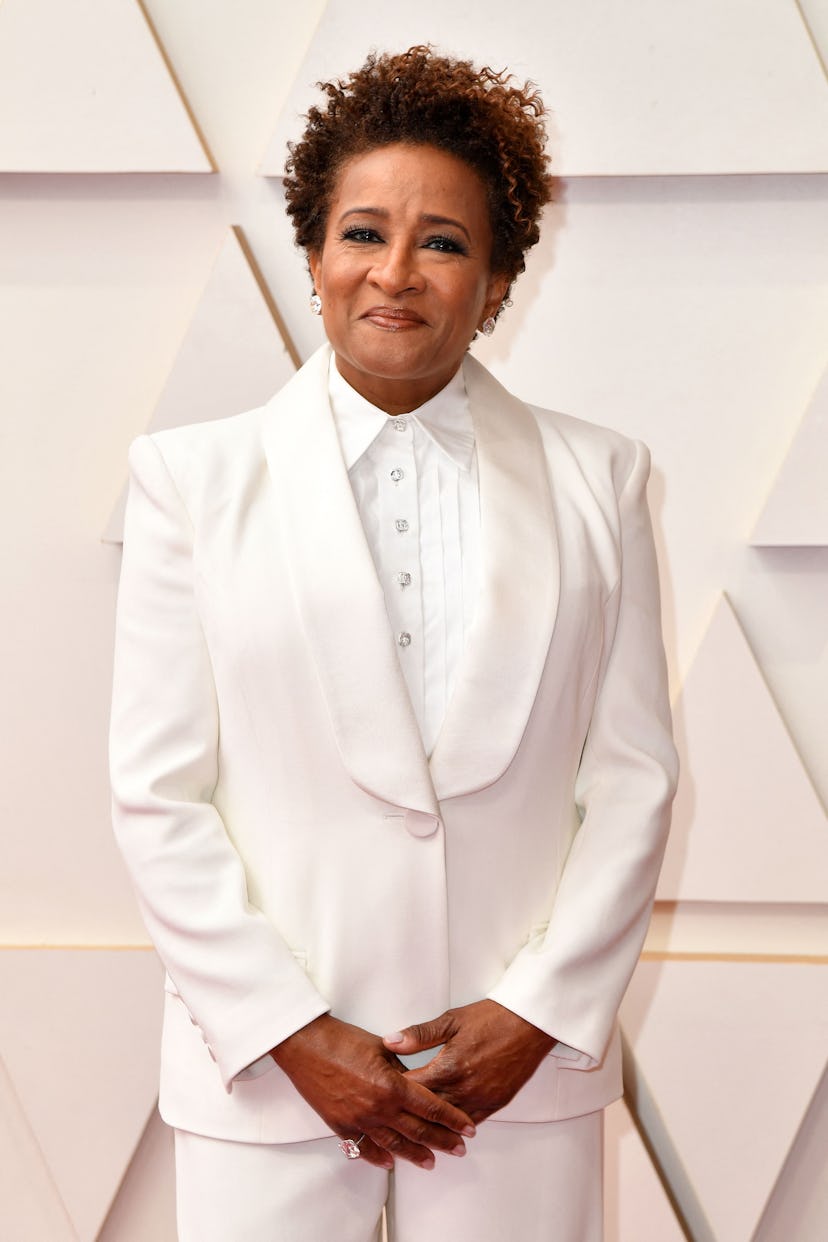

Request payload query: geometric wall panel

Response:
[752,364,828,546]
[604,1098,686,1242]
[622,960,828,1242]
[97,1107,177,1242]
[103,227,298,543]
[753,1062,828,1242]
[798,0,828,78]
[657,595,828,901]
[0,950,164,1242]
[0,0,212,172]
[260,0,828,176]
[0,1052,77,1242]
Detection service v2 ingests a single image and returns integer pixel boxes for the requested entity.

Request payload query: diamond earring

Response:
[310,292,322,316]
[481,316,496,337]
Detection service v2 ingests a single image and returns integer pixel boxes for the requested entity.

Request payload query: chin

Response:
[346,343,449,384]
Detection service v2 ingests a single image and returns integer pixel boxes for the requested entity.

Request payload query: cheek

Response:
[451,279,488,324]
[319,260,358,303]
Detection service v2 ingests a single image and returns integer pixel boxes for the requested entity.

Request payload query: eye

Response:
[339,226,383,244]
[424,234,467,255]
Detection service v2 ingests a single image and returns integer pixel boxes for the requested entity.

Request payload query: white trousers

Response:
[174,1113,603,1242]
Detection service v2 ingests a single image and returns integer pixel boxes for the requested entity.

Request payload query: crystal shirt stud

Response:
[398,632,412,647]
[396,572,412,587]
[390,468,404,482]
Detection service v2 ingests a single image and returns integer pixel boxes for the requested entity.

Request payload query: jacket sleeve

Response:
[109,434,329,1090]
[487,439,678,1068]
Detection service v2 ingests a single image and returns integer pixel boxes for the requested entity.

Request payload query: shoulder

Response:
[133,403,266,475]
[529,403,648,497]
[464,354,648,495]
[126,405,268,522]
[127,346,331,508]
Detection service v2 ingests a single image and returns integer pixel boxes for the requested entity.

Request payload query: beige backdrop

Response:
[1,1,826,1239]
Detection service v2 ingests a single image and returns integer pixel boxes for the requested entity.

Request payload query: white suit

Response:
[110,345,677,1153]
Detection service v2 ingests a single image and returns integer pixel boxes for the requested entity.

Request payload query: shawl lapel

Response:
[429,355,560,800]
[261,347,438,817]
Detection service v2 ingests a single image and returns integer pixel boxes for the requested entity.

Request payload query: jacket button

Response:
[403,810,440,838]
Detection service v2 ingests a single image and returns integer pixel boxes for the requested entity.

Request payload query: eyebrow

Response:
[338,207,472,244]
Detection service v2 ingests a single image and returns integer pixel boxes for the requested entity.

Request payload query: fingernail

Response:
[450,1143,466,1157]
[462,1124,476,1137]
[384,1031,404,1045]
[422,1156,435,1170]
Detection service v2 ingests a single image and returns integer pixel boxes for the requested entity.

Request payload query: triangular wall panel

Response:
[752,364,828,546]
[0,1053,77,1242]
[621,960,828,1242]
[604,1098,686,1242]
[657,595,828,901]
[97,1106,177,1242]
[103,227,298,543]
[798,0,828,76]
[261,0,828,176]
[753,1062,828,1242]
[0,0,212,172]
[0,949,164,1242]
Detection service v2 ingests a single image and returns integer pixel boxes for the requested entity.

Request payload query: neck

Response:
[333,355,461,415]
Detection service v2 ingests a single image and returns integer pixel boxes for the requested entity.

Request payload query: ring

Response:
[338,1135,365,1160]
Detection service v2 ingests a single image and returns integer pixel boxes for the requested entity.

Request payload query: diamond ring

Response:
[338,1135,366,1159]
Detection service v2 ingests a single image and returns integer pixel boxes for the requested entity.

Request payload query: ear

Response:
[482,271,511,322]
[308,250,322,294]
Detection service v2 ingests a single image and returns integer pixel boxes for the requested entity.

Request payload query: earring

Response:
[310,292,322,316]
[481,316,496,337]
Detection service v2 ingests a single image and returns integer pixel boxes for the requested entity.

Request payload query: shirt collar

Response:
[328,354,475,473]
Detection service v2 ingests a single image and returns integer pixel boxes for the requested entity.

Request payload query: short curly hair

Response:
[284,46,553,291]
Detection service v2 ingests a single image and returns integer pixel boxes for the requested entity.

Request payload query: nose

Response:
[368,242,425,295]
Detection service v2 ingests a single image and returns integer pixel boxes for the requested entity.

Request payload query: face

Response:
[308,143,510,414]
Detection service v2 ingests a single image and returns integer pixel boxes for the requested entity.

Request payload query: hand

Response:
[383,1000,556,1124]
[271,1014,476,1170]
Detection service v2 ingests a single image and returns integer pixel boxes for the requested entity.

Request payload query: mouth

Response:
[360,306,427,331]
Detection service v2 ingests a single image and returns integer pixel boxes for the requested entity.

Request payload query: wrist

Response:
[270,1012,338,1068]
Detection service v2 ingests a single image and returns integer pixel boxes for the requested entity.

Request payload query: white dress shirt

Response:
[328,355,481,756]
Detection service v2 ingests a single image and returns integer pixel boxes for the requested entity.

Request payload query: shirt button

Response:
[396,571,412,587]
[393,418,408,432]
[395,519,409,533]
[390,468,404,482]
[398,632,412,648]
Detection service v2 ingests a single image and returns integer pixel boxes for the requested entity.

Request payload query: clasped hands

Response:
[271,999,555,1170]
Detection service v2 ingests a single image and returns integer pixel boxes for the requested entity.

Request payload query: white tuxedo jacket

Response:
[110,345,678,1144]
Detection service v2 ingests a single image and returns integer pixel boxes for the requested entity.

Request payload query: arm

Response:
[110,434,330,1090]
[385,440,678,1111]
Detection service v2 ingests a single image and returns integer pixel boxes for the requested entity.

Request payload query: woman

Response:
[110,46,677,1242]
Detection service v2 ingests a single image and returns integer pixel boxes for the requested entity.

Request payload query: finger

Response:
[355,1136,394,1170]
[401,1075,476,1136]
[405,1065,463,1108]
[405,1057,452,1090]
[413,1091,491,1129]
[369,1125,437,1170]
[391,1111,469,1157]
[383,1014,456,1055]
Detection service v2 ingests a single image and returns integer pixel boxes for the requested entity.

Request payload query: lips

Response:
[360,306,427,330]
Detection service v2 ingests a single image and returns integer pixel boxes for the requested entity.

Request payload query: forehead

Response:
[328,143,491,225]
